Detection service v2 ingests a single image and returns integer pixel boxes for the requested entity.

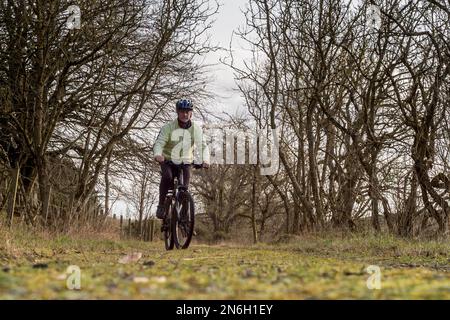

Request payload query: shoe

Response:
[156,205,165,219]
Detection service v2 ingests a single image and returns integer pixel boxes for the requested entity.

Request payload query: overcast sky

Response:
[111,0,252,217]
[202,0,251,117]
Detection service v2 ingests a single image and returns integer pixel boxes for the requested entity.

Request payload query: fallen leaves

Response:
[152,276,167,284]
[143,260,155,267]
[1,237,449,299]
[54,273,67,281]
[118,252,142,264]
[133,277,149,284]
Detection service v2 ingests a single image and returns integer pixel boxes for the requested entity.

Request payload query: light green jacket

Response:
[153,119,209,164]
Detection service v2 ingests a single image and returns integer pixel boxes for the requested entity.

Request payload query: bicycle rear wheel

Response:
[163,196,175,250]
[173,191,195,249]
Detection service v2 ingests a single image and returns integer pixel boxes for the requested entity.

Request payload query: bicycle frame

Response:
[169,165,187,206]
[166,161,198,197]
[162,161,202,250]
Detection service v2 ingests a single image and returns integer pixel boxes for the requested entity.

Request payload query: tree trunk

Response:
[251,166,258,244]
[104,150,113,217]
[36,157,50,223]
[7,165,20,228]
[398,172,417,237]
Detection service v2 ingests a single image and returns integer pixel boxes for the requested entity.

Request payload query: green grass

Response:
[0,226,448,299]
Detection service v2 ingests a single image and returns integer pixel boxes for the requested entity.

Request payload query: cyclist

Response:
[153,99,209,219]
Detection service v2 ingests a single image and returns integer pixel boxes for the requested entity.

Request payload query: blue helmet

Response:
[176,99,193,111]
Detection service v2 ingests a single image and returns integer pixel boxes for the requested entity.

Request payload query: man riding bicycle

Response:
[153,99,209,219]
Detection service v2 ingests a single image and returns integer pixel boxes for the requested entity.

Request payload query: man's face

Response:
[177,109,192,123]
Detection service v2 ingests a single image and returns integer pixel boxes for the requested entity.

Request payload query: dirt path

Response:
[1,239,449,299]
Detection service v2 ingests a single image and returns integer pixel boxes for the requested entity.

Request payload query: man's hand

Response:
[155,155,165,163]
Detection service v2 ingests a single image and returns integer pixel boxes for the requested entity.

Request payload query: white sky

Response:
[202,0,251,117]
[111,0,251,218]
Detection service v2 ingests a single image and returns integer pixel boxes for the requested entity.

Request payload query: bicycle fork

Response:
[161,190,174,232]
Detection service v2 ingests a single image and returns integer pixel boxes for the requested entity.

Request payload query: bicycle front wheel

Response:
[173,191,195,249]
[163,197,175,251]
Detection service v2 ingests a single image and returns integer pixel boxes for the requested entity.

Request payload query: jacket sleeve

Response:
[153,124,170,157]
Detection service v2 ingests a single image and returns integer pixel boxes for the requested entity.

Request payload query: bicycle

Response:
[161,160,205,250]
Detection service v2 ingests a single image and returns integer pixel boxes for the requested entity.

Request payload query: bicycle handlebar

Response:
[162,160,208,169]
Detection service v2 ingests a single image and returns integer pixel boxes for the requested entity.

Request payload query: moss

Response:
[0,228,448,299]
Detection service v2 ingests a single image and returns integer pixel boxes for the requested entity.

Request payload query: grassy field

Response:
[0,227,449,299]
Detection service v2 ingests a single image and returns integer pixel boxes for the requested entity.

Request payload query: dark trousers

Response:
[158,162,191,206]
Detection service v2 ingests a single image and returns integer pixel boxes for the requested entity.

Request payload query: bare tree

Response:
[0,0,218,229]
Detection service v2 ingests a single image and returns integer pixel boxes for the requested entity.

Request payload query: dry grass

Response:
[0,217,449,299]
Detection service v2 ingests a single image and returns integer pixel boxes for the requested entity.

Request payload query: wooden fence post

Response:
[58,200,64,231]
[93,202,97,220]
[128,218,131,238]
[119,215,123,239]
[150,219,154,242]
[143,219,147,241]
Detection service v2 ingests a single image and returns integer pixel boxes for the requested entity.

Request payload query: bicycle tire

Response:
[163,196,174,250]
[173,191,195,249]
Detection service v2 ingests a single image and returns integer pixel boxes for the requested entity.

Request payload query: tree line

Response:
[0,0,217,230]
[199,0,449,240]
[0,0,448,240]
